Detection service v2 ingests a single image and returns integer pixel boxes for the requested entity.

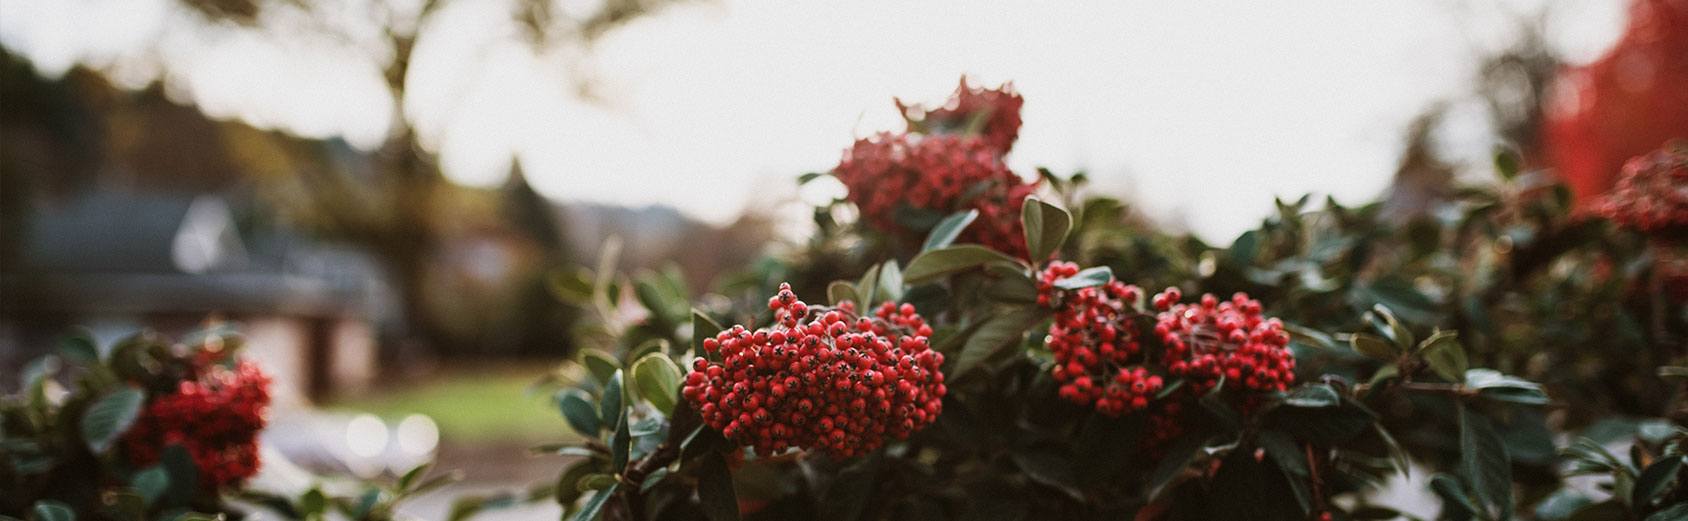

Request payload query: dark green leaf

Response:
[1350,333,1397,361]
[1494,146,1521,180]
[1282,384,1340,408]
[568,483,618,521]
[1258,430,1312,515]
[1532,489,1592,521]
[693,310,723,354]
[985,271,1039,304]
[904,245,1024,283]
[1052,266,1113,291]
[1633,456,1683,507]
[630,353,682,414]
[1021,197,1072,261]
[1458,403,1513,519]
[1429,473,1478,518]
[81,387,145,454]
[133,466,170,505]
[557,389,601,436]
[580,350,620,386]
[1645,503,1688,521]
[600,370,624,437]
[953,308,1040,378]
[1421,334,1468,383]
[610,400,630,470]
[697,451,740,521]
[576,473,618,492]
[1146,437,1204,500]
[923,209,979,252]
[57,330,99,365]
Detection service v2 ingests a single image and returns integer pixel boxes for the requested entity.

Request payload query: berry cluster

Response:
[122,360,271,491]
[834,133,1035,257]
[1600,144,1688,238]
[1037,262,1163,415]
[897,77,1025,155]
[1152,289,1295,395]
[682,284,946,459]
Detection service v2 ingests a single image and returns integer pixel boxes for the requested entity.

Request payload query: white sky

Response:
[0,0,1628,240]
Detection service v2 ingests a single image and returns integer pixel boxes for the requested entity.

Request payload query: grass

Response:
[324,363,576,445]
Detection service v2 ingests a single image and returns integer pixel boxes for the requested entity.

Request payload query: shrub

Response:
[487,83,1687,521]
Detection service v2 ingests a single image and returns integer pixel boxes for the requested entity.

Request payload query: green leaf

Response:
[608,381,630,470]
[576,473,619,492]
[1051,266,1113,291]
[877,260,904,303]
[1429,473,1479,518]
[697,451,741,521]
[1281,383,1340,408]
[857,263,882,308]
[1020,197,1072,262]
[953,308,1040,378]
[81,387,145,454]
[1375,423,1411,478]
[1349,333,1397,361]
[692,310,723,354]
[1229,230,1261,265]
[1458,403,1513,519]
[985,270,1039,304]
[1369,304,1414,350]
[56,330,99,365]
[580,350,621,386]
[1147,438,1205,500]
[600,371,624,436]
[923,209,979,252]
[1633,456,1683,507]
[1257,430,1311,515]
[1494,146,1521,181]
[1645,503,1688,521]
[631,354,682,415]
[1421,334,1468,382]
[133,466,170,505]
[904,245,1024,283]
[568,483,618,521]
[1532,489,1592,520]
[32,501,74,521]
[558,389,601,435]
[1464,369,1550,405]
[827,281,859,306]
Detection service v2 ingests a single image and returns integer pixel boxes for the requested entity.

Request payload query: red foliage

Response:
[682,284,946,458]
[122,360,271,491]
[1544,0,1688,206]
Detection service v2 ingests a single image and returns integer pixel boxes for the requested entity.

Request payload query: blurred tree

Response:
[169,0,686,356]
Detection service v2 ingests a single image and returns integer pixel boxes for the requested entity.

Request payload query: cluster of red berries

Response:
[897,77,1025,155]
[1036,262,1296,417]
[1600,144,1687,238]
[1152,289,1295,395]
[834,133,1035,257]
[1037,262,1163,416]
[122,360,270,491]
[682,284,946,459]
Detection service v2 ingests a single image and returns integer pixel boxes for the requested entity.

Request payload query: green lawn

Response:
[325,364,576,445]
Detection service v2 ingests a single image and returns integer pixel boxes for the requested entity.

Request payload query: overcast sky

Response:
[0,0,1629,240]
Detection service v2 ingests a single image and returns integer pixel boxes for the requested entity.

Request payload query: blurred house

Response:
[0,189,389,406]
